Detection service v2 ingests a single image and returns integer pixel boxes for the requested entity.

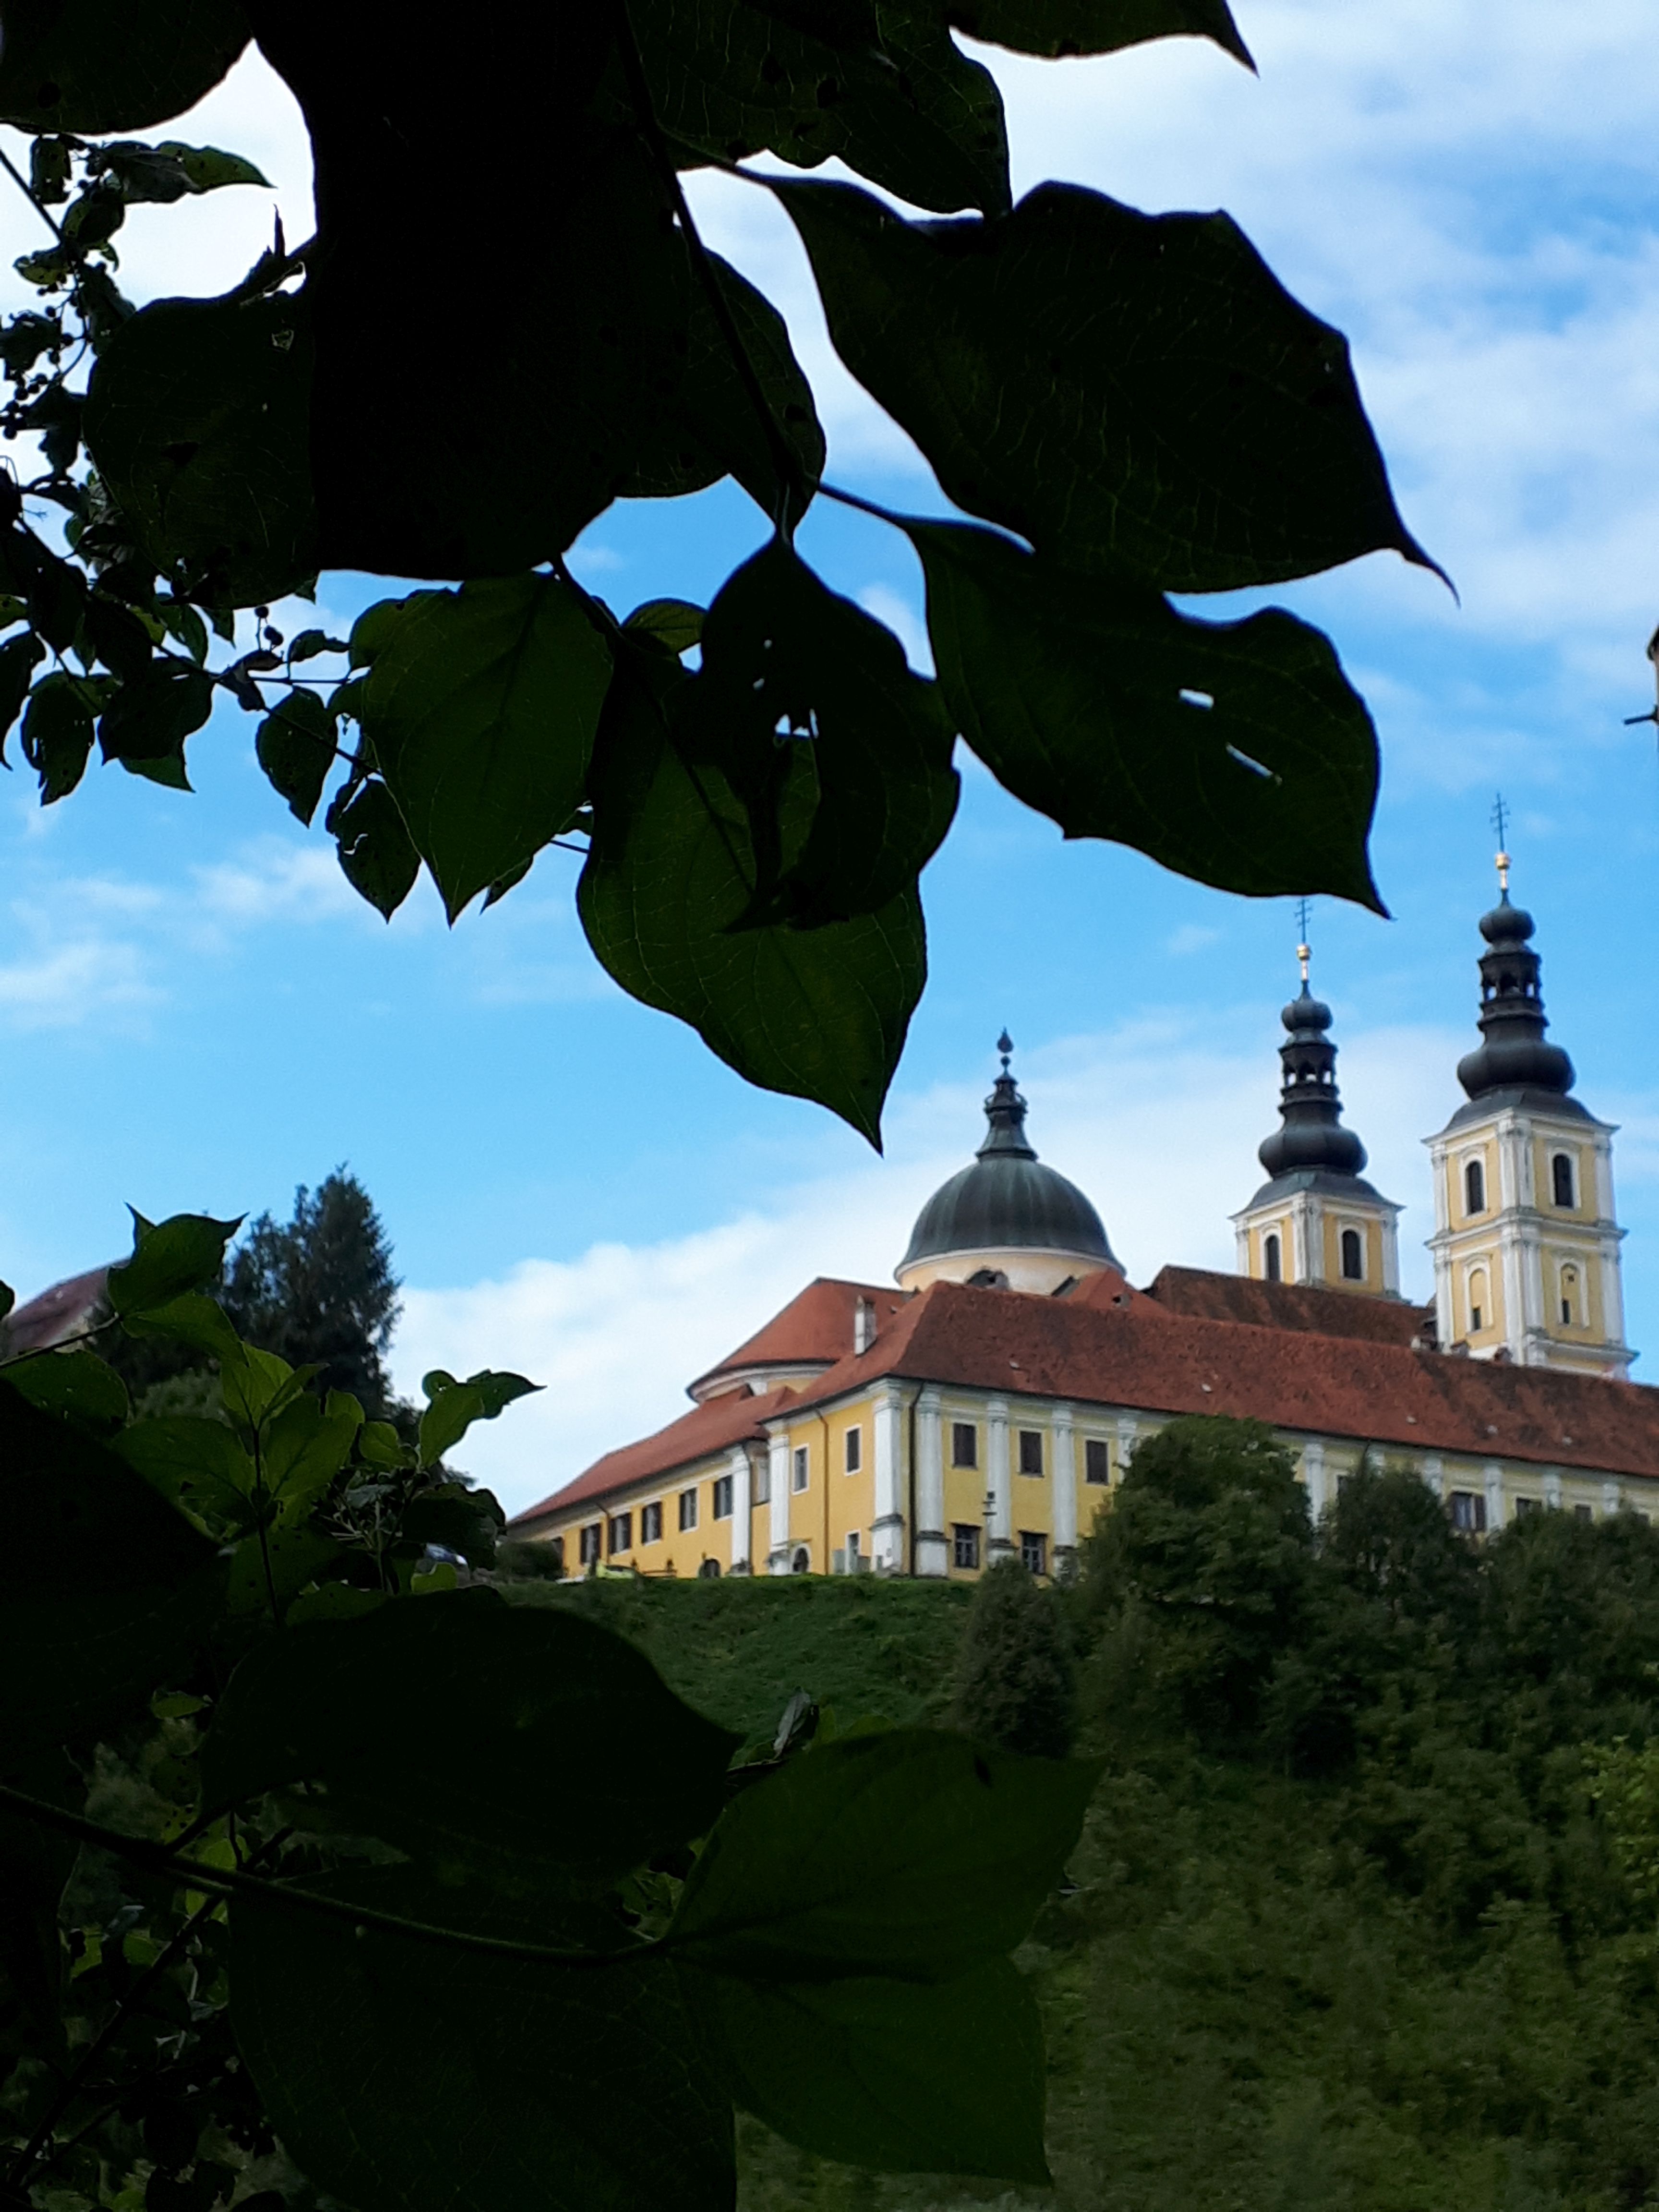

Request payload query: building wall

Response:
[517,1375,1659,1580]
[1236,1190,1400,1298]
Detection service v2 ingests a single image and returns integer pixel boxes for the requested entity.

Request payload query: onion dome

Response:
[897,1034,1118,1291]
[1454,883,1577,1107]
[1257,983,1368,1180]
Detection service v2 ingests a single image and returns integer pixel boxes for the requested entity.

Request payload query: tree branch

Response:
[0,1784,663,1971]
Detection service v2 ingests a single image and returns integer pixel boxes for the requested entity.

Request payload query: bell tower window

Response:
[1560,1265,1579,1327]
[1468,1267,1488,1335]
[1340,1227,1363,1281]
[1551,1152,1575,1209]
[1464,1158,1486,1215]
[1263,1231,1281,1282]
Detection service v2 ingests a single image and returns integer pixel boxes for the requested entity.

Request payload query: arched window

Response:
[1340,1227,1364,1281]
[1264,1231,1281,1283]
[697,1557,721,1579]
[1552,1152,1575,1209]
[791,1546,810,1575]
[1468,1268,1488,1335]
[1560,1265,1579,1328]
[1464,1158,1485,1215]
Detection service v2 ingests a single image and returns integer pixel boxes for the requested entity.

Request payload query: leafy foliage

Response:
[0,0,1430,1139]
[0,1210,1096,2212]
[950,1556,1076,1759]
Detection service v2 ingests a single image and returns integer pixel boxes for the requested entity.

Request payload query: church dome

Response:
[1454,886,1577,1107]
[897,1035,1118,1294]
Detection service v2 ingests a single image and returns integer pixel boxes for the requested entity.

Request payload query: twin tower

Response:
[1233,856,1631,1378]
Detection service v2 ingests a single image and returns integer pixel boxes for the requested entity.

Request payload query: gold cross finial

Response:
[1491,793,1511,892]
[1295,897,1312,984]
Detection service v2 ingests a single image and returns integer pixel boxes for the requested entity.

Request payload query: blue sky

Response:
[2,0,1657,1511]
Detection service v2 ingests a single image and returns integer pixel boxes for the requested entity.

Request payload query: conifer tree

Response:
[223,1170,400,1416]
[951,1556,1076,1759]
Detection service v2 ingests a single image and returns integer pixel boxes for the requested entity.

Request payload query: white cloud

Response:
[193,842,363,926]
[1166,923,1222,957]
[0,936,158,1027]
[395,1015,1462,1515]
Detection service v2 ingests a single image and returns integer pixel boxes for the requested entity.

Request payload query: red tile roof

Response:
[512,1274,1659,1526]
[510,1384,795,1528]
[5,1266,110,1355]
[1142,1264,1433,1346]
[688,1276,910,1401]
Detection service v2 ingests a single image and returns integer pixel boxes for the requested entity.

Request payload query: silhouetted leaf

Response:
[85,288,315,607]
[672,1728,1098,1978]
[947,0,1249,63]
[0,0,249,132]
[779,178,1438,591]
[255,690,337,825]
[682,1956,1048,2180]
[232,1865,733,2212]
[332,779,420,918]
[108,1211,240,1316]
[203,1591,740,1880]
[622,253,823,529]
[21,673,95,802]
[417,1368,540,1467]
[0,632,46,747]
[361,576,612,922]
[98,658,213,784]
[92,140,269,202]
[579,641,926,1144]
[907,518,1384,910]
[6,1349,130,1435]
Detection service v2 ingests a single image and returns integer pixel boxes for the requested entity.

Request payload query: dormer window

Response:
[854,1297,877,1353]
[1465,1158,1486,1215]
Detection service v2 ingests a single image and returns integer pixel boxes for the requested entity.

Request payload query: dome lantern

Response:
[896,1036,1117,1295]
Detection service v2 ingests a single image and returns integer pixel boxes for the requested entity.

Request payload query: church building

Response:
[510,855,1659,1575]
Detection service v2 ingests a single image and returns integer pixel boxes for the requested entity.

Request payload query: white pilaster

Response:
[1603,1478,1623,1518]
[871,1384,908,1572]
[728,1445,752,1574]
[1117,1415,1140,1481]
[1484,1459,1505,1529]
[1051,1402,1077,1570]
[914,1387,947,1578]
[1302,1438,1327,1522]
[1543,1468,1563,1511]
[767,1425,791,1573]
[986,1396,1012,1558]
[1421,1453,1444,1502]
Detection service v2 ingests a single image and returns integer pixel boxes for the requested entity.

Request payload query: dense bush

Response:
[951,1557,1075,1759]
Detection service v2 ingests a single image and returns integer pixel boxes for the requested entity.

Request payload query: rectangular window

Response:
[1449,1491,1486,1534]
[953,1523,980,1570]
[1084,1437,1109,1484]
[753,1460,770,1505]
[1515,1496,1542,1516]
[608,1511,632,1555]
[678,1488,697,1532]
[846,1531,862,1572]
[1574,1503,1594,1522]
[951,1421,978,1469]
[579,1523,602,1565]
[711,1475,733,1520]
[844,1426,862,1474]
[1020,1530,1047,1575]
[792,1445,809,1492]
[640,1500,663,1544]
[1018,1430,1044,1477]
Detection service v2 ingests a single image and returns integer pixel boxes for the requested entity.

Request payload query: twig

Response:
[0,1785,662,1971]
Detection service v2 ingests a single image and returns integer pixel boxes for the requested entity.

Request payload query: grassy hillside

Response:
[503,1440,1659,2212]
[500,1572,973,1748]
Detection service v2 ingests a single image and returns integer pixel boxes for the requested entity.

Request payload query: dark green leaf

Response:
[287,627,343,663]
[0,311,61,374]
[622,252,824,529]
[120,1289,246,1364]
[579,642,926,1144]
[202,1591,741,1880]
[360,575,612,922]
[84,288,315,607]
[93,140,270,203]
[400,1483,505,1569]
[98,657,213,784]
[0,1280,14,1325]
[84,592,157,680]
[671,1728,1098,1979]
[21,673,95,802]
[7,1348,130,1435]
[0,631,46,745]
[418,1368,540,1467]
[28,137,71,204]
[25,544,87,649]
[481,856,532,908]
[107,1209,241,1316]
[682,1956,1048,2180]
[332,778,421,919]
[636,0,1009,214]
[678,538,958,924]
[62,182,125,250]
[778,178,1438,591]
[0,1377,223,1753]
[625,599,704,655]
[0,0,250,132]
[261,1389,363,1510]
[231,1864,733,2212]
[947,0,1250,63]
[347,598,409,669]
[24,383,84,476]
[908,518,1384,910]
[255,689,337,825]
[156,597,209,663]
[114,1416,256,1532]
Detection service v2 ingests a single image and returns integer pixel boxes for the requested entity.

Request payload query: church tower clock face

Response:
[1423,835,1630,1378]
